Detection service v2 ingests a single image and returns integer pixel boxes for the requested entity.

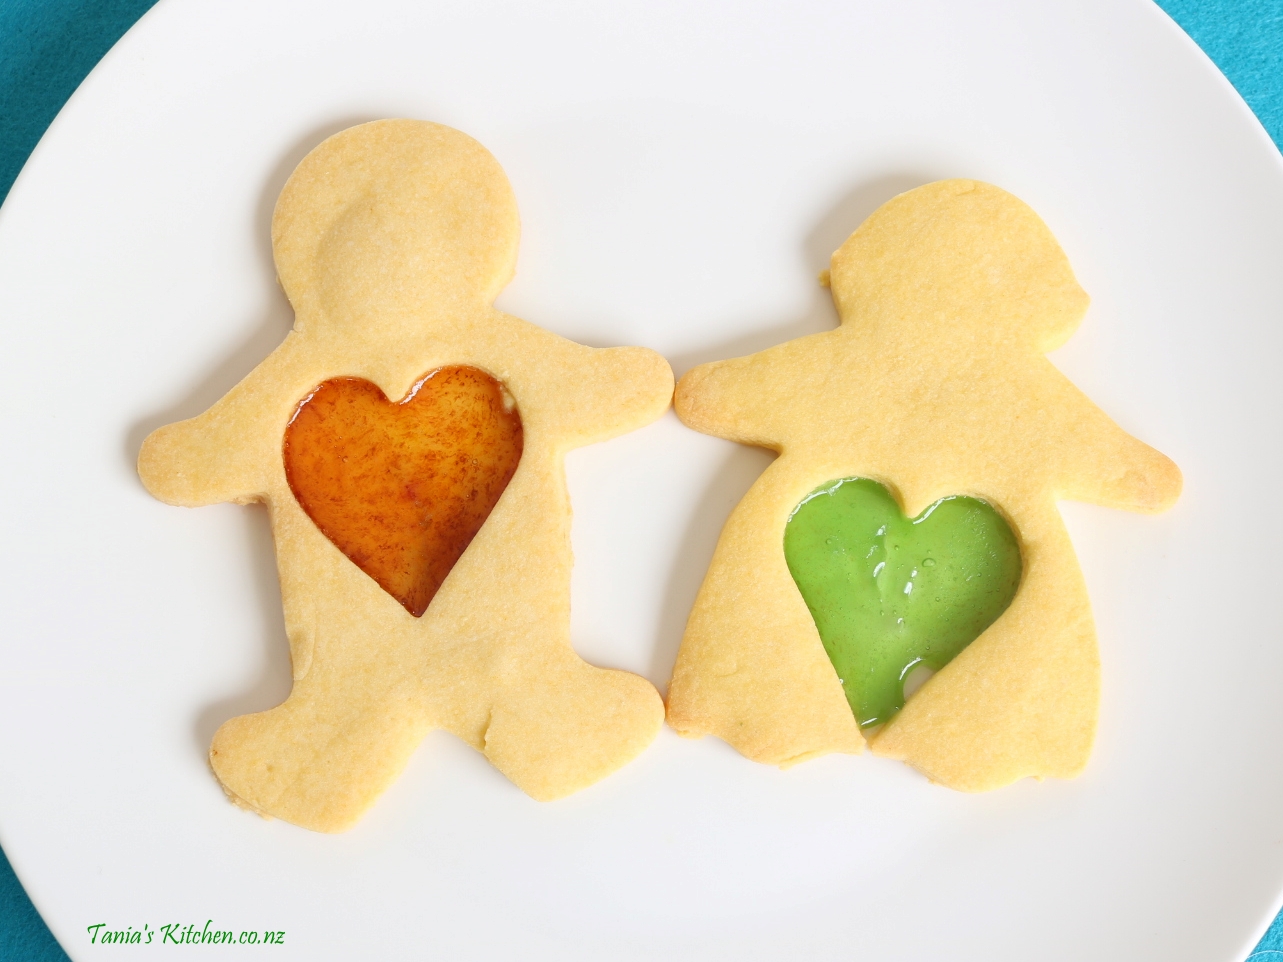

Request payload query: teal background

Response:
[0,0,1280,958]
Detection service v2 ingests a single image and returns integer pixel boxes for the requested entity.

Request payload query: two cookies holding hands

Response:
[138,119,1180,833]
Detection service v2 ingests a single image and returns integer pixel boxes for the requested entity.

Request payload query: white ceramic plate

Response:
[2,0,1281,959]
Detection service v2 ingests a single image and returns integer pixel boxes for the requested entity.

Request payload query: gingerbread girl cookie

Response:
[139,120,672,831]
[666,179,1180,791]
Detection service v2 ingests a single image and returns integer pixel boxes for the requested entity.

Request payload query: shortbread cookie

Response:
[666,179,1180,791]
[138,119,672,831]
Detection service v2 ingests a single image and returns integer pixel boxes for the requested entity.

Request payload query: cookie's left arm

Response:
[559,343,675,445]
[1054,386,1182,514]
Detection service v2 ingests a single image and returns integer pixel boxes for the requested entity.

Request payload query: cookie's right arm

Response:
[137,355,292,506]
[674,336,823,448]
[675,354,785,445]
[138,410,261,506]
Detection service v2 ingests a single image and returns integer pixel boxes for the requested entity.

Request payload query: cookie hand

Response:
[674,356,784,447]
[1065,431,1182,513]
[1051,382,1182,513]
[562,344,673,445]
[138,409,265,507]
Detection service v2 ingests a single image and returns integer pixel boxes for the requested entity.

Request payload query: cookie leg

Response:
[871,503,1099,790]
[209,666,431,833]
[665,458,863,765]
[469,650,663,802]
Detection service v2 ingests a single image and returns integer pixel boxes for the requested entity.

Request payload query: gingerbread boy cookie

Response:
[666,179,1180,791]
[139,119,672,831]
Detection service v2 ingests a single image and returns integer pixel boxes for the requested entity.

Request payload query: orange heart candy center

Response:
[283,365,523,617]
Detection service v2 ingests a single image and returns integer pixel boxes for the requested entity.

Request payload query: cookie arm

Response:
[1050,375,1182,514]
[674,357,756,441]
[674,329,852,448]
[572,344,674,442]
[481,314,672,445]
[138,353,294,507]
[674,351,806,449]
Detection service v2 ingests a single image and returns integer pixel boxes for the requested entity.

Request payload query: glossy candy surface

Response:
[785,478,1021,728]
[284,365,523,616]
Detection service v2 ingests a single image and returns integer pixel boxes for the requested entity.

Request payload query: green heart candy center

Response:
[784,478,1021,729]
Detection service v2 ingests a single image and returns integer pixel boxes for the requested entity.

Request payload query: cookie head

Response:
[271,119,520,334]
[829,179,1088,353]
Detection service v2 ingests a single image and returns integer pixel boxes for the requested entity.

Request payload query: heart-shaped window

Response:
[785,478,1021,728]
[283,365,523,617]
